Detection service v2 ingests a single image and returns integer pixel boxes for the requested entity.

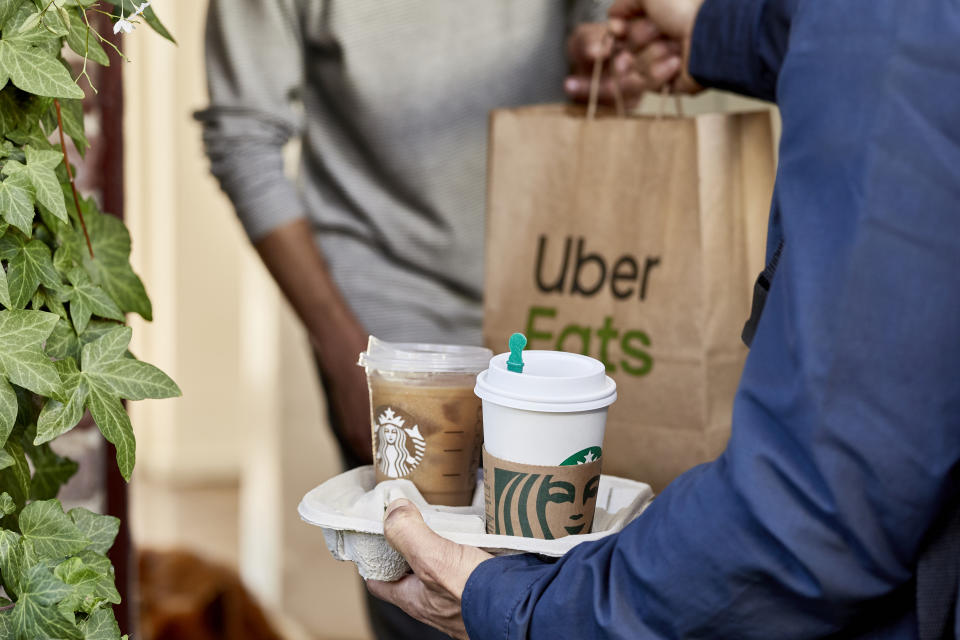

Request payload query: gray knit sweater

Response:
[199,1,606,346]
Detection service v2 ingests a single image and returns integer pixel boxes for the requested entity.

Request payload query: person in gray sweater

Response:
[198,1,660,637]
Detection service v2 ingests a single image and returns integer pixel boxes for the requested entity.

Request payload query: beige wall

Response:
[123,2,371,638]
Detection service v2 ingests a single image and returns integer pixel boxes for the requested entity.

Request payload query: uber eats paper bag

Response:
[483,105,774,492]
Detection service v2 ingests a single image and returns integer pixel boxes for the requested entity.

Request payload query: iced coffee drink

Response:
[359,338,492,506]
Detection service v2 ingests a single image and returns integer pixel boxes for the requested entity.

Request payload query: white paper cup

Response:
[474,351,617,466]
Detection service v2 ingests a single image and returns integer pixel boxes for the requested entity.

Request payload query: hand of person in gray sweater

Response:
[608,0,705,94]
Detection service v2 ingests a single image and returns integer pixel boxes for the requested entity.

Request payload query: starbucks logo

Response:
[561,446,602,466]
[375,407,426,478]
[492,468,601,539]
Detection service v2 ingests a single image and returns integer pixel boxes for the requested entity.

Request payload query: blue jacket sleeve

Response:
[688,0,798,101]
[461,2,960,638]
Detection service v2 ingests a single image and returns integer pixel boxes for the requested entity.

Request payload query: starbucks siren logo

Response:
[375,407,426,478]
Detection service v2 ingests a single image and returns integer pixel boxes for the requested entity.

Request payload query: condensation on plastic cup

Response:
[474,351,617,466]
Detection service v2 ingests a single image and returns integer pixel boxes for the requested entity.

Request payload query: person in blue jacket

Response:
[365,0,960,637]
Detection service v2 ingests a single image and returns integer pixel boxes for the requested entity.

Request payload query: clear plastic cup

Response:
[358,337,492,506]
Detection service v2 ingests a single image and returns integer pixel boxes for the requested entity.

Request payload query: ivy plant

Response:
[0,1,177,637]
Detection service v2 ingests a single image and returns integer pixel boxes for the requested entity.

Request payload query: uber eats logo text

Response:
[525,235,660,377]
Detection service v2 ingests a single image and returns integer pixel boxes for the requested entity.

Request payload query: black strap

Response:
[741,240,784,347]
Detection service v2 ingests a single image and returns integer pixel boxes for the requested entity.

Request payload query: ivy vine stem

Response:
[54,98,94,259]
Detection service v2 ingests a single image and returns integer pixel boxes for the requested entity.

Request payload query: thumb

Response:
[383,499,450,575]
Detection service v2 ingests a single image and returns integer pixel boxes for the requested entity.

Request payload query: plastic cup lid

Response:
[357,336,492,373]
[474,351,617,413]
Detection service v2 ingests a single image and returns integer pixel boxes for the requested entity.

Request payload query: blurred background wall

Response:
[122,2,371,639]
[117,2,776,639]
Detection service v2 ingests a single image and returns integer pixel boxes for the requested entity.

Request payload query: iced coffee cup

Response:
[358,337,492,506]
[474,345,617,539]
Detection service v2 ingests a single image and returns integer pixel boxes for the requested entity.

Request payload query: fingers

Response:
[608,0,645,25]
[367,574,470,640]
[565,73,645,109]
[672,71,704,95]
[635,40,683,91]
[645,56,683,90]
[567,22,614,69]
[367,573,423,611]
[382,499,492,595]
[383,499,442,572]
[383,499,460,591]
[624,18,659,51]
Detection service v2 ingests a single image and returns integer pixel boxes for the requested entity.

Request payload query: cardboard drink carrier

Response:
[298,466,653,581]
[483,97,775,491]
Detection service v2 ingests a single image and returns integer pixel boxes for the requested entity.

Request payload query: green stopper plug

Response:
[507,332,527,373]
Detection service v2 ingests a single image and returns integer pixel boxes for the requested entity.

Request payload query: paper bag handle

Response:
[586,33,685,121]
[586,32,626,120]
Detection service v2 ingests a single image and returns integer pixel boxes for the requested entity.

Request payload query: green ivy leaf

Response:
[0,491,15,515]
[65,267,124,333]
[44,317,80,360]
[0,38,84,99]
[0,528,24,596]
[57,96,88,155]
[80,607,121,640]
[10,562,82,639]
[68,206,152,320]
[75,548,108,573]
[19,499,89,560]
[36,285,69,319]
[5,236,61,309]
[65,8,108,69]
[44,319,120,363]
[0,228,19,260]
[0,309,61,396]
[68,508,118,555]
[0,447,13,470]
[3,145,69,223]
[55,554,119,614]
[0,439,29,513]
[33,5,71,39]
[83,328,176,393]
[0,0,27,31]
[87,383,134,480]
[0,88,23,134]
[23,437,77,500]
[36,327,178,479]
[0,376,15,448]
[0,263,11,308]
[36,359,85,444]
[0,172,34,234]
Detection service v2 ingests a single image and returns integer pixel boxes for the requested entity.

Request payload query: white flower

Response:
[113,17,133,34]
[113,1,151,35]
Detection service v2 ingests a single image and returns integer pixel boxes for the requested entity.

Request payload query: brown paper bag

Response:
[483,105,774,492]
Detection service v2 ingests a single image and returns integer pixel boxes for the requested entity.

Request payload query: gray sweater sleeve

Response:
[198,0,305,241]
[567,0,612,30]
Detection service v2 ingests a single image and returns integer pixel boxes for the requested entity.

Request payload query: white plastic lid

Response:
[474,351,617,413]
[357,336,492,373]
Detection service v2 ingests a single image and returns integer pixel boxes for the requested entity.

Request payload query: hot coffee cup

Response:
[474,348,617,538]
